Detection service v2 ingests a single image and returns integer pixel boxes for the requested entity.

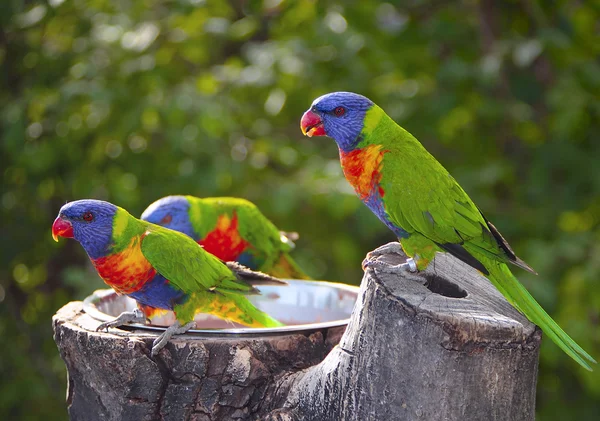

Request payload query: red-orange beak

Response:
[52,216,73,242]
[300,109,326,137]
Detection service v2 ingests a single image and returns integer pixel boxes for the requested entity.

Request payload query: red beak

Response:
[52,216,74,242]
[300,109,326,137]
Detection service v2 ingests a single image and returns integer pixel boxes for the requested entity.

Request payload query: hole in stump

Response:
[424,273,468,298]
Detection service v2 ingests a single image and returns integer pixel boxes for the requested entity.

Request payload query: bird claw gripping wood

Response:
[96,308,148,332]
[151,321,196,356]
[363,257,418,274]
[362,242,417,273]
[364,242,404,260]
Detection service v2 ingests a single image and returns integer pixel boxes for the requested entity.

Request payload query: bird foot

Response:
[363,257,418,274]
[151,321,196,357]
[96,309,147,332]
[362,242,405,270]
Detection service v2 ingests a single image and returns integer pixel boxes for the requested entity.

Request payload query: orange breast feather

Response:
[340,144,387,200]
[92,234,156,295]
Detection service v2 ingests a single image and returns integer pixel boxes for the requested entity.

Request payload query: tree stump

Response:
[53,244,541,420]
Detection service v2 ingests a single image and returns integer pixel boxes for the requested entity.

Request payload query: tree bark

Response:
[53,244,540,420]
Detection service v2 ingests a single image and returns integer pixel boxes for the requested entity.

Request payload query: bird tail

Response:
[269,253,311,280]
[488,262,596,371]
[215,292,284,328]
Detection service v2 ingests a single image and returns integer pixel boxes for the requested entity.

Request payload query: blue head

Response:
[300,92,374,152]
[140,195,197,240]
[52,199,118,259]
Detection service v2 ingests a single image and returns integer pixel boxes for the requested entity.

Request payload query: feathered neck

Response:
[354,105,391,149]
[108,209,147,255]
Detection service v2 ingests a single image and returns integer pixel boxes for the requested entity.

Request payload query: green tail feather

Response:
[228,293,284,328]
[255,311,284,328]
[488,263,596,371]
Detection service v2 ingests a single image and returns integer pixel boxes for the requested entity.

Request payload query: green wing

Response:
[140,224,258,295]
[381,138,534,273]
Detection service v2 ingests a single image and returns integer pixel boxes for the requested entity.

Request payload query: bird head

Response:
[300,91,374,152]
[52,199,118,259]
[140,195,196,240]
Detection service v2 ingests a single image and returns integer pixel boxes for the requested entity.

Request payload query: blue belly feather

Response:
[128,273,188,310]
[364,191,410,239]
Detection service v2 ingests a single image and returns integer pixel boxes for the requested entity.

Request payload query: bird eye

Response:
[83,212,94,222]
[334,106,345,117]
[160,214,172,224]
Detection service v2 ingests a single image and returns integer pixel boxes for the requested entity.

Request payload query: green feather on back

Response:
[140,226,258,295]
[360,108,533,272]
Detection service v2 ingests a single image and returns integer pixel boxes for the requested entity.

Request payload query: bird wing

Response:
[140,225,260,295]
[382,151,535,274]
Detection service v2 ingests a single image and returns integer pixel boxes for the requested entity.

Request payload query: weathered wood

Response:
[53,244,540,421]
[264,247,541,421]
[53,301,344,421]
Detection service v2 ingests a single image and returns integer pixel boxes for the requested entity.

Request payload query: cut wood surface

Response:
[53,244,540,420]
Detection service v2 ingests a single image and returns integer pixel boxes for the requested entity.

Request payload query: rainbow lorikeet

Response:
[52,199,285,356]
[300,91,596,370]
[140,195,309,280]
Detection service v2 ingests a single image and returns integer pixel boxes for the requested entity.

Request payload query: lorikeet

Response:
[52,199,285,355]
[300,91,596,370]
[140,195,309,280]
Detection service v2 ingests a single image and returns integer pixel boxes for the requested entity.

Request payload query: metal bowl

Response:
[83,280,359,335]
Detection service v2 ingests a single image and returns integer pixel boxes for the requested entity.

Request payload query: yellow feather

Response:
[112,209,130,239]
[362,105,384,135]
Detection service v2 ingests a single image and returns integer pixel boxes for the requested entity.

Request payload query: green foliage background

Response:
[1,0,599,418]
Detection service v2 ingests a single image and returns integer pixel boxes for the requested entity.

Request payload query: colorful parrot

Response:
[52,199,285,356]
[140,195,310,280]
[300,91,596,370]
